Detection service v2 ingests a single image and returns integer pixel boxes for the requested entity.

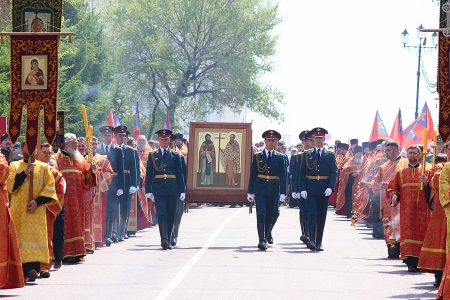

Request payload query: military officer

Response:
[247,130,287,251]
[145,129,186,250]
[168,134,187,247]
[299,127,337,251]
[97,126,115,155]
[291,130,312,245]
[101,126,124,246]
[114,126,138,242]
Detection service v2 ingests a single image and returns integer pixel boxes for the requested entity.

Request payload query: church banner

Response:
[12,0,63,32]
[9,34,59,154]
[438,2,450,142]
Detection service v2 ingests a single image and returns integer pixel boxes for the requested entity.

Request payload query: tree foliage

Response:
[104,0,284,138]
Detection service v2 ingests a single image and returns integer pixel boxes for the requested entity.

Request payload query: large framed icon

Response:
[186,122,252,204]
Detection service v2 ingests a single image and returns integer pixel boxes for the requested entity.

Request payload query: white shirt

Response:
[264,149,273,158]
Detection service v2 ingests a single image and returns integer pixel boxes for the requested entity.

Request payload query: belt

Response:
[124,170,130,174]
[155,174,176,179]
[306,175,330,180]
[257,174,279,180]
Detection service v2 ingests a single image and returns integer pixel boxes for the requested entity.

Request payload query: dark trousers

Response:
[255,195,277,227]
[53,208,65,263]
[299,198,308,223]
[173,197,184,224]
[23,262,39,277]
[306,194,329,227]
[155,195,178,238]
[106,189,119,221]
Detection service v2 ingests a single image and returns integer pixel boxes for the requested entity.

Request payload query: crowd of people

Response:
[256,128,450,298]
[3,122,450,299]
[0,126,188,288]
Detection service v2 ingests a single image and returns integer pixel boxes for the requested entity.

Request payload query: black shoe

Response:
[118,236,124,242]
[105,238,112,247]
[267,233,273,244]
[316,244,324,251]
[388,254,399,259]
[300,235,310,244]
[171,236,177,247]
[258,241,267,251]
[111,235,118,243]
[161,239,169,250]
[124,235,129,240]
[408,265,418,272]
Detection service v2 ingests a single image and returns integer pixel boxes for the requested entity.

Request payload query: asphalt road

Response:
[1,205,439,300]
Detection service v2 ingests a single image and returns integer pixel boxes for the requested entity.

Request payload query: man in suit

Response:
[299,127,337,251]
[97,126,115,155]
[114,126,138,242]
[101,126,124,246]
[247,130,287,251]
[145,129,185,250]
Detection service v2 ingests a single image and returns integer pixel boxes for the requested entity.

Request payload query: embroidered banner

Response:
[438,4,450,142]
[9,34,59,154]
[12,0,63,32]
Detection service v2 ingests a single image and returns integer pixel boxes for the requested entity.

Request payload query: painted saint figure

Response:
[198,133,216,185]
[25,59,44,86]
[220,133,241,186]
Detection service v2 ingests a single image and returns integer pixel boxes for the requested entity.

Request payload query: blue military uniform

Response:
[99,126,125,246]
[146,129,185,250]
[299,127,337,251]
[247,130,287,250]
[115,127,138,242]
[291,130,312,245]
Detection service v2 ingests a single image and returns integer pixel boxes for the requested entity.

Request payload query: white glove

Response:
[129,186,137,194]
[296,192,301,199]
[146,193,155,202]
[292,192,298,199]
[300,191,307,199]
[247,193,254,202]
[280,194,286,202]
[324,188,332,197]
[117,189,123,196]
[180,193,186,201]
[136,186,140,191]
[392,194,398,202]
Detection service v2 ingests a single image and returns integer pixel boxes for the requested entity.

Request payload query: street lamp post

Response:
[401,24,437,119]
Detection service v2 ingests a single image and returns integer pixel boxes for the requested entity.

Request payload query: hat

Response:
[310,127,328,137]
[170,134,177,141]
[377,139,385,145]
[369,141,378,150]
[350,139,359,146]
[1,133,9,142]
[155,129,172,140]
[353,146,363,153]
[340,143,349,150]
[299,130,309,140]
[262,130,281,140]
[305,131,314,139]
[114,125,128,134]
[336,142,342,149]
[335,139,341,144]
[125,130,131,136]
[362,142,370,150]
[175,133,183,140]
[99,126,115,134]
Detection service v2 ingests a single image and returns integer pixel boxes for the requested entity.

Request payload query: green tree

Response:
[105,0,284,138]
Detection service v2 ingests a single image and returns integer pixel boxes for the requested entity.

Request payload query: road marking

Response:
[154,207,244,300]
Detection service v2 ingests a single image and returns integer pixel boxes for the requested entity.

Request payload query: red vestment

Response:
[369,157,408,245]
[54,151,95,259]
[91,154,113,248]
[418,162,446,273]
[387,164,431,260]
[0,153,24,289]
[336,159,362,216]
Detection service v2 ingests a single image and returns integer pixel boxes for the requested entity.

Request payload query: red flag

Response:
[401,102,434,148]
[133,102,141,139]
[163,110,172,130]
[369,111,389,142]
[390,108,403,147]
[108,107,115,127]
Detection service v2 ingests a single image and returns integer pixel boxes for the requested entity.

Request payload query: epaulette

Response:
[150,149,159,154]
[255,151,263,155]
[306,149,314,152]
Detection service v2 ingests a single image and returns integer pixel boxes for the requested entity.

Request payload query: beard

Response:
[354,156,363,164]
[137,143,146,151]
[67,147,83,161]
